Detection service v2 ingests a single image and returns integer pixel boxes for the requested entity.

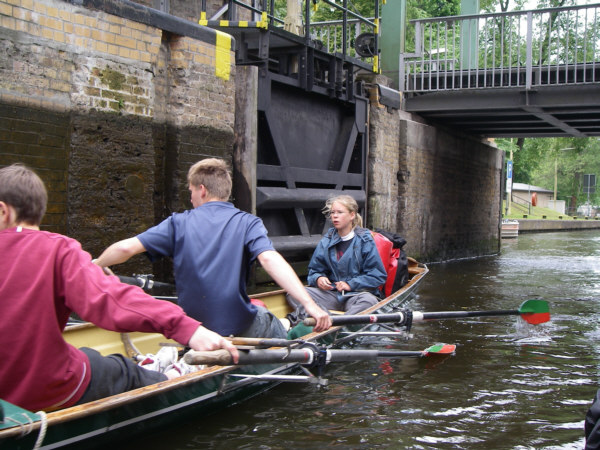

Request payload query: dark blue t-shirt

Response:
[137,201,274,335]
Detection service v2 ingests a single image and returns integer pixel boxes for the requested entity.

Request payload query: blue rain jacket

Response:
[307,226,387,302]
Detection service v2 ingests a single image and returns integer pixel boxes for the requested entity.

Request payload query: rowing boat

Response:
[0,259,428,449]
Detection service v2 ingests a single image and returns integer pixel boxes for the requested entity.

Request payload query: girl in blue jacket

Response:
[287,195,387,318]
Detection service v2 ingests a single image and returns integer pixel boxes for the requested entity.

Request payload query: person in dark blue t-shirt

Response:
[95,158,331,338]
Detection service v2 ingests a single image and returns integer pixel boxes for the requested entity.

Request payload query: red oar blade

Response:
[518,299,550,325]
[423,343,456,356]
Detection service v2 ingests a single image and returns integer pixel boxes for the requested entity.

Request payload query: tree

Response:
[496,136,600,210]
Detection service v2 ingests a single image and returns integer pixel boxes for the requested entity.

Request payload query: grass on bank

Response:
[502,201,575,220]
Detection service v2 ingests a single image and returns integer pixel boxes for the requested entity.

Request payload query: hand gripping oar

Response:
[184,343,456,366]
[303,299,550,327]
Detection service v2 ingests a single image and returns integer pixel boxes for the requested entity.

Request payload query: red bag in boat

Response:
[371,231,399,297]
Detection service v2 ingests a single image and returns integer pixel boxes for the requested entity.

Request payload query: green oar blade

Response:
[518,299,550,325]
[423,343,456,355]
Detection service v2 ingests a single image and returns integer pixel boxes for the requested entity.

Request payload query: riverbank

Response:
[518,218,600,232]
[504,202,600,233]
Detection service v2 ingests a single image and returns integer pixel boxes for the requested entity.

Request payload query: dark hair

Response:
[0,164,47,225]
[187,158,232,201]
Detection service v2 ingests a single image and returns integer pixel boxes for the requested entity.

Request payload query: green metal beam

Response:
[460,0,479,69]
[380,0,406,89]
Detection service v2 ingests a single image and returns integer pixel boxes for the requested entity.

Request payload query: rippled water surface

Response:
[132,230,600,449]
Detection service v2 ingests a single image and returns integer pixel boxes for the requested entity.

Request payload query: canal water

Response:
[132,230,600,449]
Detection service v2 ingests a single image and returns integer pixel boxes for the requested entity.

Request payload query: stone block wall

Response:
[0,0,236,276]
[0,104,70,232]
[366,92,400,232]
[397,117,503,261]
[365,73,503,262]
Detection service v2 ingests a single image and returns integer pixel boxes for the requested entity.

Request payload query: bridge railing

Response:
[400,3,600,92]
[310,16,377,62]
[202,0,379,68]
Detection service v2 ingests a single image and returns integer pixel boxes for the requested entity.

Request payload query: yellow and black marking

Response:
[215,30,232,81]
[199,11,268,30]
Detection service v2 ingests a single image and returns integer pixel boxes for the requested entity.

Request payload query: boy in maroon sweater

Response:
[0,164,238,412]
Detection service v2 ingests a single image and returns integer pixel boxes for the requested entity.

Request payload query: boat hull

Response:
[501,220,519,238]
[1,261,428,449]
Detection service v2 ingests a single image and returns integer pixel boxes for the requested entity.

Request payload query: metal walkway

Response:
[400,4,600,138]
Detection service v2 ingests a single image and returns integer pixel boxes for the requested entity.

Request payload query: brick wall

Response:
[0,104,70,233]
[366,93,400,232]
[365,75,503,262]
[0,0,236,276]
[397,118,503,261]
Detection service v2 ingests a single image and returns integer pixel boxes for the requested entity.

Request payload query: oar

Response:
[184,344,456,366]
[226,337,301,348]
[303,299,550,327]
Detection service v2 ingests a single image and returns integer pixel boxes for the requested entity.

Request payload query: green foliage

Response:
[496,137,600,208]
[408,0,460,19]
[311,0,371,22]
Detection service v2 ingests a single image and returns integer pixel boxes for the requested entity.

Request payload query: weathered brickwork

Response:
[364,72,502,262]
[366,97,400,232]
[0,0,236,276]
[396,119,502,261]
[0,104,70,233]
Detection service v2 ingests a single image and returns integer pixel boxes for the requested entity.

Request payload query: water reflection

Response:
[130,230,600,449]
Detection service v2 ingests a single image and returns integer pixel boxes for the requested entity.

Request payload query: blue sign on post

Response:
[506,160,513,193]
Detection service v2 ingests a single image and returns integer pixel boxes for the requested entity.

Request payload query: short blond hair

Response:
[323,194,362,228]
[0,164,47,225]
[187,158,232,201]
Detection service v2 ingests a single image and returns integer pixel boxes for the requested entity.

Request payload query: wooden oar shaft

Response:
[184,348,433,366]
[226,337,298,348]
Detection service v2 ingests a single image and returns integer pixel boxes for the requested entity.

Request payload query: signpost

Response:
[506,160,513,215]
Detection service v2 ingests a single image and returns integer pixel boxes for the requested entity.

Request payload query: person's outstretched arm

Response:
[257,250,332,332]
[94,237,146,268]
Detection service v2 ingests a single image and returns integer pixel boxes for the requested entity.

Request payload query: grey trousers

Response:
[239,305,287,338]
[286,287,379,321]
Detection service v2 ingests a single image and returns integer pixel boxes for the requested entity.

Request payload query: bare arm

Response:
[257,250,332,331]
[94,237,146,268]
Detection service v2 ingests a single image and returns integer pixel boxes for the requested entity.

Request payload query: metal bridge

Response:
[196,1,600,255]
[400,4,600,138]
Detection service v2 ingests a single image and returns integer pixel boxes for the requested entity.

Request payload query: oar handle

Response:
[303,312,405,327]
[185,349,233,365]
